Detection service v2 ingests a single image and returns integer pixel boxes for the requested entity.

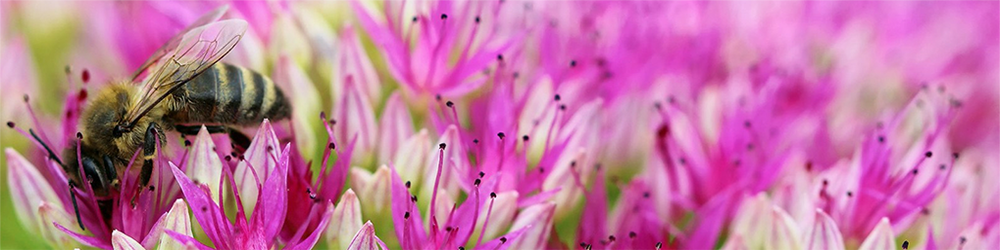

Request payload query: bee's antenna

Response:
[28,129,65,167]
[68,181,85,231]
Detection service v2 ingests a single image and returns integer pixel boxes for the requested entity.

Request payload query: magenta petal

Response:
[252,143,290,241]
[285,203,335,250]
[169,162,231,248]
[53,222,112,249]
[390,167,427,249]
[164,230,214,250]
[473,225,530,250]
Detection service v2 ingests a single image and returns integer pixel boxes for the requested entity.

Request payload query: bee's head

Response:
[64,141,119,197]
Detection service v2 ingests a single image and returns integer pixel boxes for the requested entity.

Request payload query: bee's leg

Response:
[132,122,161,206]
[174,124,251,153]
[68,181,85,231]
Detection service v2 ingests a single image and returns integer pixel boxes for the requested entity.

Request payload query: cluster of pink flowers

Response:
[3,1,998,249]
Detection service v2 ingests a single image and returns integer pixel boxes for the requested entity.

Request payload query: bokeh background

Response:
[1,1,998,249]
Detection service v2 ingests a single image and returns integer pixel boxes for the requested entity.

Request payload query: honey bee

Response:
[37,7,291,230]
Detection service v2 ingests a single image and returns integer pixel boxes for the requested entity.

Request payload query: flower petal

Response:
[378,92,413,164]
[327,189,364,249]
[112,230,145,250]
[347,221,389,250]
[392,129,430,184]
[474,191,519,241]
[729,193,802,250]
[507,202,556,249]
[858,218,895,250]
[805,209,845,250]
[352,165,393,215]
[184,127,224,204]
[275,56,322,158]
[6,148,62,235]
[141,199,193,250]
[169,162,232,248]
[37,201,77,248]
[334,72,379,165]
[234,119,281,215]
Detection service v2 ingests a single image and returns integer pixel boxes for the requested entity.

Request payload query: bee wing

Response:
[122,19,248,127]
[129,5,230,81]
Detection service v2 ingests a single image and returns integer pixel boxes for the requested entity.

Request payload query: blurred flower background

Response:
[1,1,998,249]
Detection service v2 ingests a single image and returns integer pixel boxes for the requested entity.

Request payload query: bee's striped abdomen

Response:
[170,63,290,125]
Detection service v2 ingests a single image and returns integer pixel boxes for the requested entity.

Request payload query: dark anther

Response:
[940,164,947,170]
[925,151,933,158]
[570,60,577,67]
[960,236,967,244]
[580,243,588,248]
[201,206,207,212]
[473,139,479,144]
[81,69,90,82]
[6,122,13,128]
[609,235,616,242]
[405,181,411,188]
[459,247,465,250]
[441,14,448,19]
[629,231,637,238]
[656,242,662,249]
[497,54,504,61]
[184,140,192,147]
[559,104,567,110]
[78,89,87,100]
[439,143,447,149]
[404,212,410,219]
[500,237,507,243]
[805,161,813,171]
[329,143,336,149]
[238,155,245,161]
[474,16,480,23]
[513,72,520,78]
[76,132,83,139]
[266,146,274,152]
[878,136,885,143]
[643,192,650,198]
[225,155,232,161]
[554,94,561,101]
[522,135,529,141]
[822,179,829,186]
[436,94,442,101]
[846,191,853,197]
[912,169,919,175]
[902,241,909,249]
[921,208,930,215]
[411,195,418,202]
[149,185,156,191]
[490,192,497,198]
[474,179,481,186]
[498,132,506,139]
[953,152,960,159]
[539,167,545,173]
[479,171,485,178]
[445,226,453,231]
[412,16,418,23]
[654,102,662,110]
[231,152,238,158]
[23,94,29,102]
[571,161,577,167]
[446,101,454,107]
[743,120,751,128]
[320,111,326,120]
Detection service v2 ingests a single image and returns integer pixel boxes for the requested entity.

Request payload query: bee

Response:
[30,7,291,230]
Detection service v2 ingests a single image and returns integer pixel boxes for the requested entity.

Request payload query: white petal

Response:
[730,193,802,250]
[541,148,589,218]
[804,209,845,250]
[327,189,364,249]
[392,129,430,183]
[352,166,392,215]
[508,202,556,249]
[184,127,223,204]
[148,199,193,250]
[347,221,388,250]
[275,57,321,158]
[37,201,77,248]
[858,218,895,250]
[6,148,62,235]
[233,120,281,215]
[112,230,145,250]
[377,93,413,164]
[474,191,519,240]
